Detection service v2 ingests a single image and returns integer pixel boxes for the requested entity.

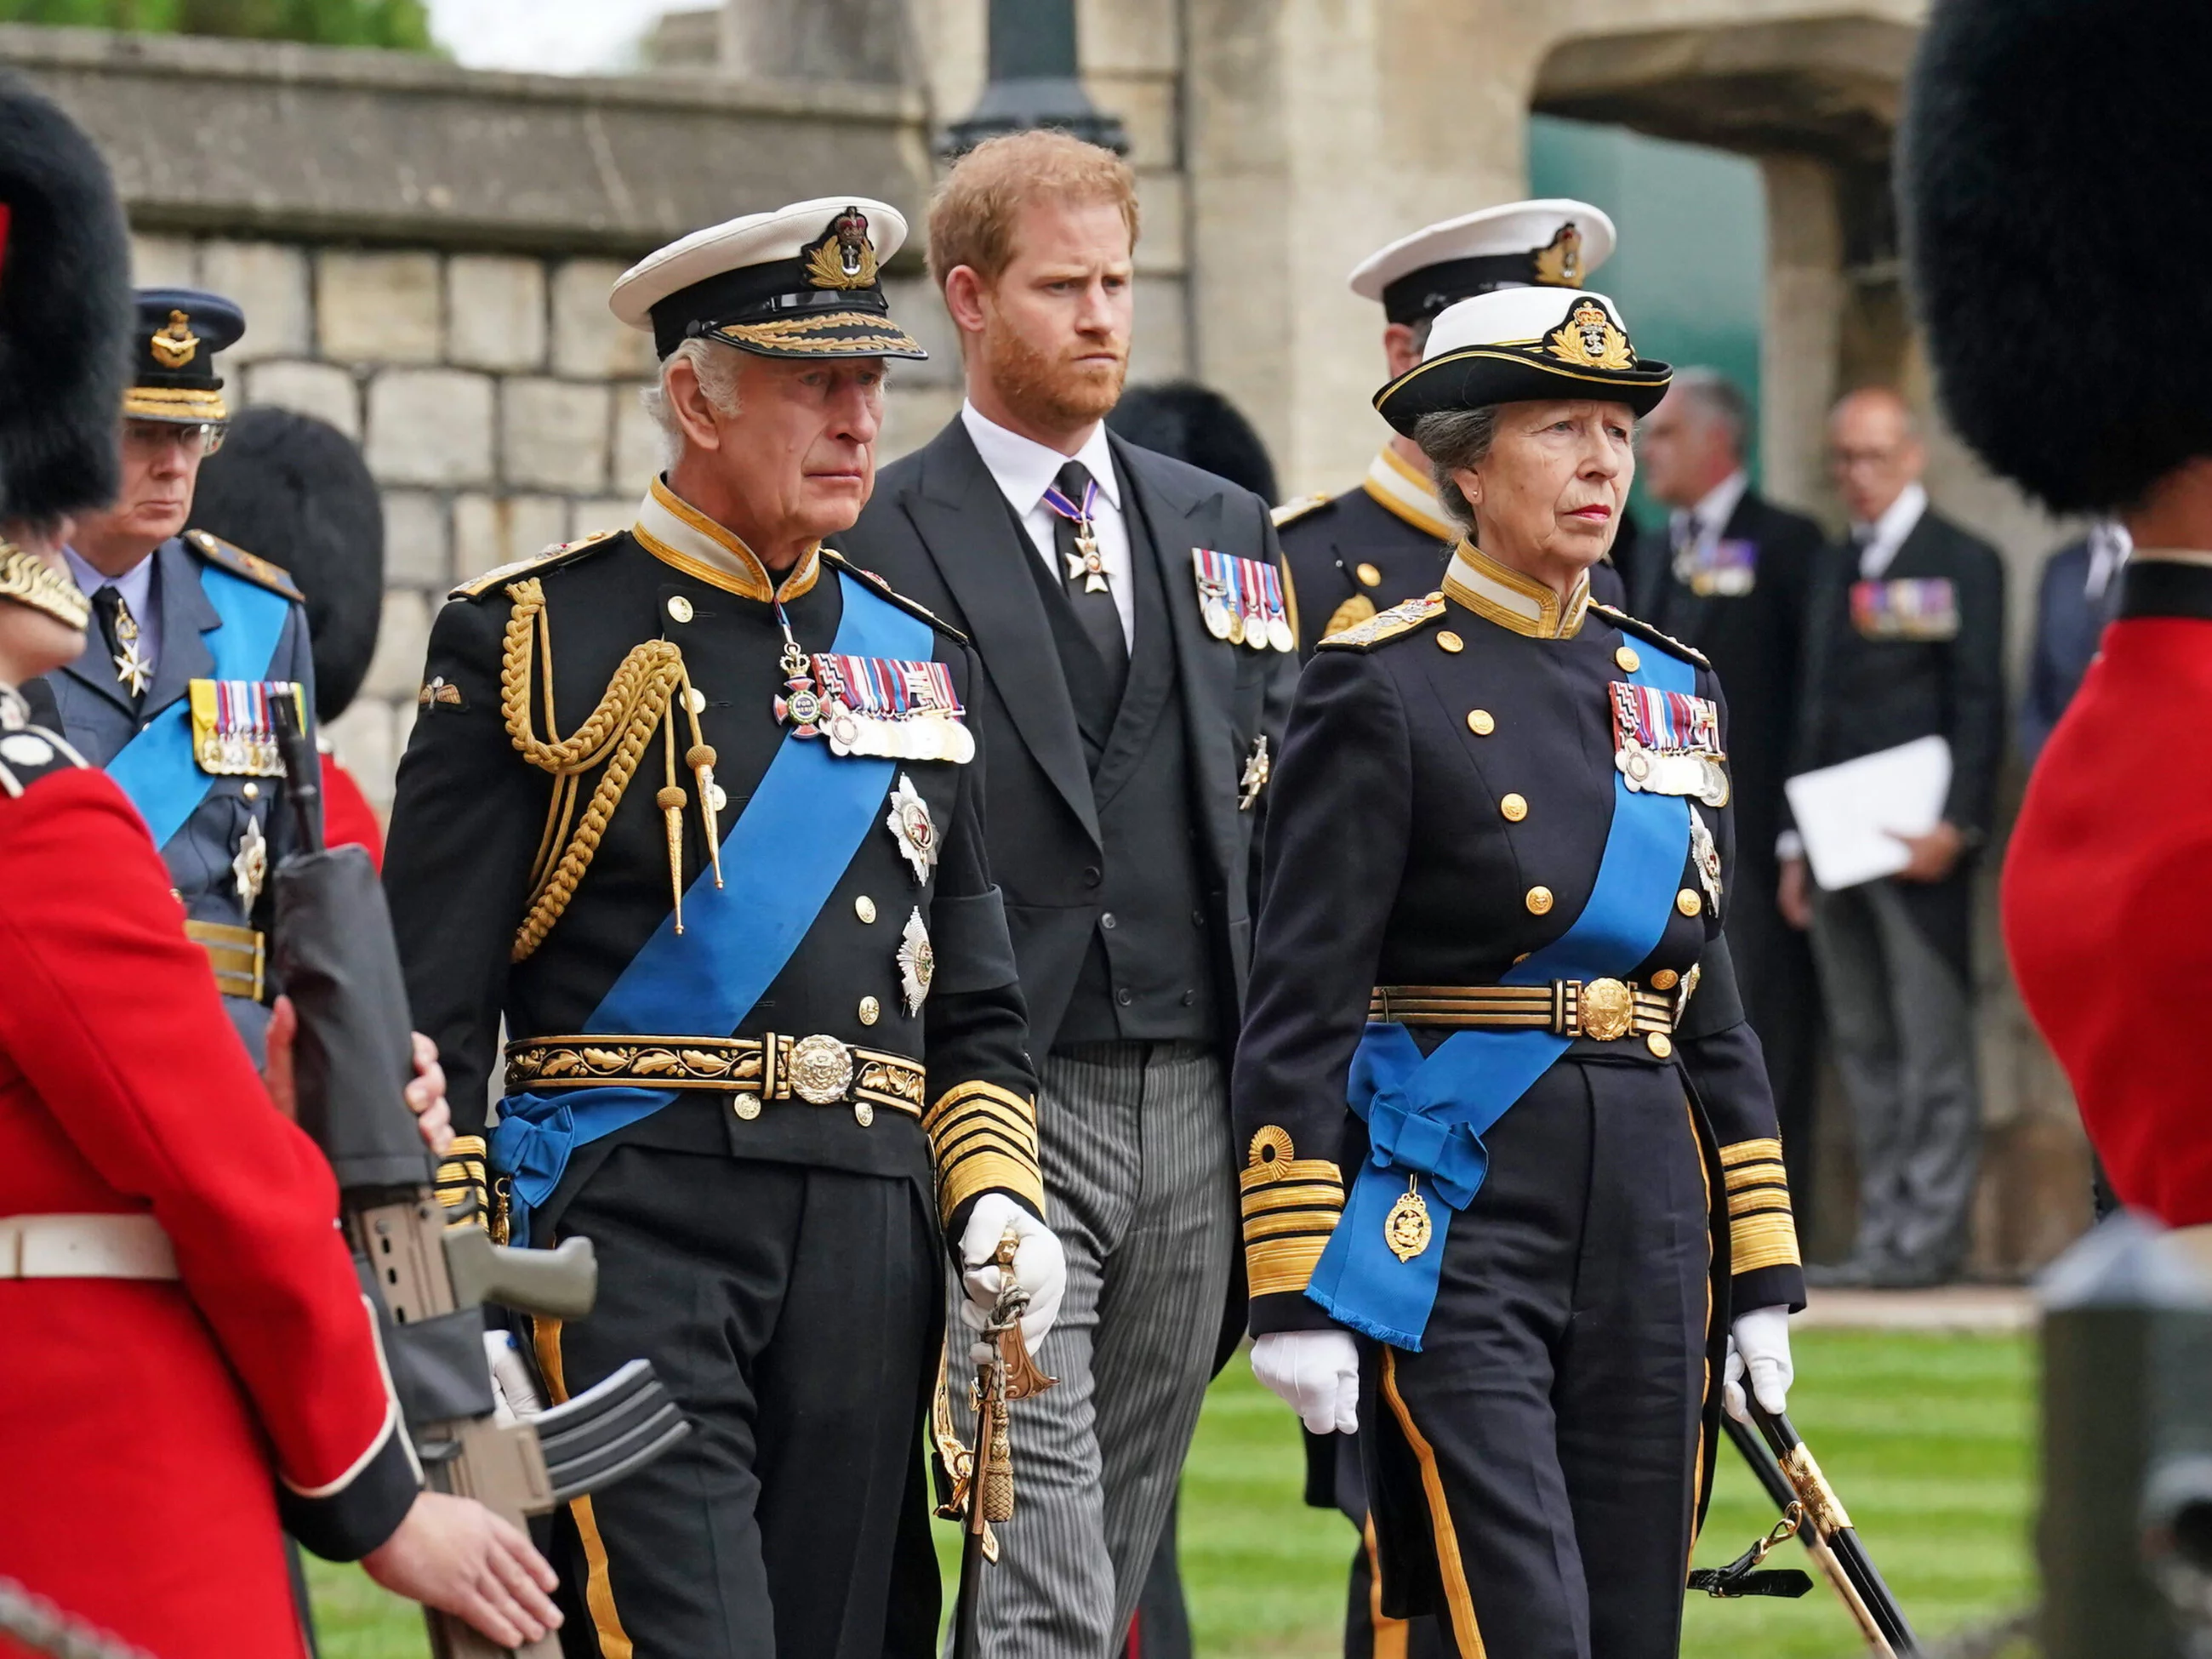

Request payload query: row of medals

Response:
[1198,587,1295,654]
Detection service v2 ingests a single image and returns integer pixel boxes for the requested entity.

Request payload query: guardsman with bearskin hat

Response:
[379,197,1068,1656]
[1274,202,1629,658]
[1235,282,1804,1659]
[1903,0,2212,1232]
[0,73,562,1659]
[28,283,317,1065]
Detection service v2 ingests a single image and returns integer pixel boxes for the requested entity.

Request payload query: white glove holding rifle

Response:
[958,1194,1067,1360]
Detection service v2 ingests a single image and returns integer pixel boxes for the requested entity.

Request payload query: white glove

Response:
[958,1194,1067,1359]
[483,1330,547,1426]
[1724,1303,1793,1425]
[1251,1329,1361,1435]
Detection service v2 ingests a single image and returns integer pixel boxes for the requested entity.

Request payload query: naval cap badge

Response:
[886,772,938,885]
[805,205,880,291]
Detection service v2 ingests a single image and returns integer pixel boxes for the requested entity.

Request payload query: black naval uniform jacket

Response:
[1234,544,1807,1343]
[1787,505,2006,977]
[833,419,1297,1061]
[1276,454,1627,658]
[380,516,1040,1245]
[29,530,317,1063]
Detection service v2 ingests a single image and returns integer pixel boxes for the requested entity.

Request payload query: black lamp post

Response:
[940,0,1127,157]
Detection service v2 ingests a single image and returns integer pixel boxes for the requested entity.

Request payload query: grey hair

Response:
[641,337,745,467]
[1671,367,1750,459]
[1411,407,1502,538]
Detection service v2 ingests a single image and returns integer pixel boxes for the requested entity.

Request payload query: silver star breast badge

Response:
[898,907,935,1017]
[885,772,938,884]
[232,812,268,909]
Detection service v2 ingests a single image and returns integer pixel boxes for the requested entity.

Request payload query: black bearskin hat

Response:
[1901,0,2212,514]
[1108,380,1280,505]
[0,74,133,525]
[189,407,385,721]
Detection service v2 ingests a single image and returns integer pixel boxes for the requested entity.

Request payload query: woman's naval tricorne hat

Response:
[611,197,929,363]
[1371,286,1673,436]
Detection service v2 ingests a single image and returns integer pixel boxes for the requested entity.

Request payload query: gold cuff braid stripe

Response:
[1730,1208,1802,1275]
[1719,1137,1786,1169]
[434,1135,492,1233]
[1246,1231,1335,1298]
[927,1081,1044,1223]
[1240,1126,1345,1297]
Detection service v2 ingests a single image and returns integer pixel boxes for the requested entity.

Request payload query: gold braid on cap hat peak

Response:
[499,576,725,961]
[0,544,91,630]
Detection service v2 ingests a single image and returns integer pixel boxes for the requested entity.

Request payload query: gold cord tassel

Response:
[981,1392,1014,1522]
[687,740,722,887]
[657,784,687,932]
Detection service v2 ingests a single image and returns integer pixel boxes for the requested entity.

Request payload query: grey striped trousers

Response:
[949,1040,1236,1658]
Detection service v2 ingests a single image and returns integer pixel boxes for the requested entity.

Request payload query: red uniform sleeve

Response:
[320,751,385,870]
[0,770,415,1555]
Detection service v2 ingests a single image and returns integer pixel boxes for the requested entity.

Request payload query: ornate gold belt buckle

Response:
[786,1033,856,1106]
[1578,978,1635,1042]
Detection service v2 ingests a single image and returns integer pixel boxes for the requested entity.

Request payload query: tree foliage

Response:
[0,0,434,50]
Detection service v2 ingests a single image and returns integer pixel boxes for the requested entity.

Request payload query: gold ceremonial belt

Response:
[1369,980,1675,1053]
[504,1032,926,1128]
[184,919,265,1001]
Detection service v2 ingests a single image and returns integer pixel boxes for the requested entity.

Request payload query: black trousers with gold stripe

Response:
[535,1144,942,1659]
[1360,1057,1722,1659]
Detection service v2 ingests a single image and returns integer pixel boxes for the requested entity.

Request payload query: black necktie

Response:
[1052,460,1128,695]
[91,584,148,704]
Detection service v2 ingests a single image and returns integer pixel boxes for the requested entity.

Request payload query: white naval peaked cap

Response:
[1348,199,1617,325]
[609,196,925,362]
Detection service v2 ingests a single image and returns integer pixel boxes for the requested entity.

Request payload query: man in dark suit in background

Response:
[1630,368,1826,1211]
[1781,386,2006,1288]
[2021,518,2129,764]
[836,131,1296,1659]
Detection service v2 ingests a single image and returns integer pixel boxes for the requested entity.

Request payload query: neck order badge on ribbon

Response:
[491,569,934,1242]
[1303,644,1697,1350]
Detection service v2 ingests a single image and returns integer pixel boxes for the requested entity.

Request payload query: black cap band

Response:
[1381,254,1559,326]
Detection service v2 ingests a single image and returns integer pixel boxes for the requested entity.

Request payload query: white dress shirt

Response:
[1668,468,1749,563]
[961,400,1135,648]
[1850,481,1929,580]
[63,543,163,679]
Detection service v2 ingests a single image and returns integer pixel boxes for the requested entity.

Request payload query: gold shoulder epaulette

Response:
[821,548,969,647]
[1587,601,1711,671]
[449,528,621,601]
[183,529,303,602]
[1317,590,1446,652]
[1270,493,1333,529]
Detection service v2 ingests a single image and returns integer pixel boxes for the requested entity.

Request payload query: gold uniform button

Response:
[242,782,259,801]
[858,995,881,1026]
[1646,1032,1673,1059]
[1467,709,1495,736]
[855,895,877,923]
[1525,886,1554,915]
[1676,889,1702,916]
[667,595,694,624]
[1649,968,1679,991]
[1437,630,1464,653]
[1615,644,1641,673]
[1356,562,1382,589]
[1500,793,1528,822]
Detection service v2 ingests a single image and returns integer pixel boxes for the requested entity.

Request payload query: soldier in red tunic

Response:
[1902,0,2212,1224]
[0,77,559,1658]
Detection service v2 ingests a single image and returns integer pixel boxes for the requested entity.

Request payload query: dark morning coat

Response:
[833,419,1298,1061]
[1787,506,2007,975]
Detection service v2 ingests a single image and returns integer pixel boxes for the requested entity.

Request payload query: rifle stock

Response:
[268,700,685,1659]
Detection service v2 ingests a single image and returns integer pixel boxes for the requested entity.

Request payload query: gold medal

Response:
[1227,610,1246,646]
[1385,1177,1432,1263]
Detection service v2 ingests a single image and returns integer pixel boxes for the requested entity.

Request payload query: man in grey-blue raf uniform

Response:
[31,289,317,1063]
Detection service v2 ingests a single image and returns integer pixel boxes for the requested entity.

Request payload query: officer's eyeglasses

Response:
[123,419,225,459]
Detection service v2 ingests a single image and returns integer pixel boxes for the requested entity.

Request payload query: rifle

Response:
[266,698,687,1658]
[1742,1402,1918,1655]
[944,1231,1057,1659]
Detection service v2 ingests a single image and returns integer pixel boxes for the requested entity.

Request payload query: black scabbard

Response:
[1746,1403,1919,1654]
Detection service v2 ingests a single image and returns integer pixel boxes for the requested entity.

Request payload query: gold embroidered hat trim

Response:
[707,313,926,359]
[0,544,91,630]
[1361,447,1457,543]
[1441,542,1590,640]
[632,475,820,603]
[123,385,230,424]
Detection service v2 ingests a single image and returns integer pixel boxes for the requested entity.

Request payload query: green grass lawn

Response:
[308,1329,2034,1657]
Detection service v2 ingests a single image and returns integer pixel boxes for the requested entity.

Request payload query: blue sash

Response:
[1305,642,1696,1349]
[106,562,294,850]
[491,570,930,1240]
